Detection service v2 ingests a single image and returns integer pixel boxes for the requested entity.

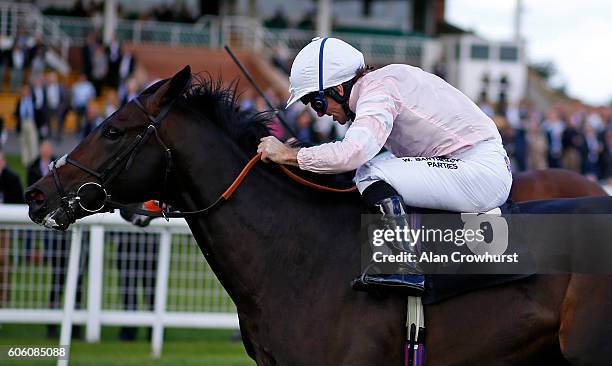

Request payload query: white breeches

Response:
[354,139,513,213]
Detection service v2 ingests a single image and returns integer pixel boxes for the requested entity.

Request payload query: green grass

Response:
[5,153,26,188]
[0,324,255,365]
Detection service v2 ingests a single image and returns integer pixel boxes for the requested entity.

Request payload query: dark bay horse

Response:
[25,67,612,365]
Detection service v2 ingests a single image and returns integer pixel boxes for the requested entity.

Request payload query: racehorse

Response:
[25,67,612,365]
[512,169,607,201]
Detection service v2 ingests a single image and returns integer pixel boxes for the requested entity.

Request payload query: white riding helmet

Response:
[285,37,365,109]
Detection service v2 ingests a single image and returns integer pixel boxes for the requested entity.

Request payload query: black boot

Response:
[352,187,424,295]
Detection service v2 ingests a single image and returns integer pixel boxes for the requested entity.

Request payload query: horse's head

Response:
[25,66,192,230]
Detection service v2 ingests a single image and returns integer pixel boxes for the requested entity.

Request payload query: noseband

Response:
[50,96,176,221]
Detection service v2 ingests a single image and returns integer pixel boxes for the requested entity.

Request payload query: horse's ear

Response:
[150,65,192,108]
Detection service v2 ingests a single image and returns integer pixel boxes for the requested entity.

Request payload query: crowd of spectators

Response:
[483,100,612,183]
[1,30,139,168]
[0,32,48,94]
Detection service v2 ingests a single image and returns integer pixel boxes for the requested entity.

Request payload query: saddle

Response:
[426,201,533,304]
[420,201,534,304]
[362,200,535,305]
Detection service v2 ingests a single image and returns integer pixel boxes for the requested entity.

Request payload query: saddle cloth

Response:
[409,201,535,305]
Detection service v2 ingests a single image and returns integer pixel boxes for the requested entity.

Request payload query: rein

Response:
[277,159,358,194]
[225,153,358,197]
[108,152,357,219]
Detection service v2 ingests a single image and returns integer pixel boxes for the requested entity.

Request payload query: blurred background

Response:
[0,1,610,365]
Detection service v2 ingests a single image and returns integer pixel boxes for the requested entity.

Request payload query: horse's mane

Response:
[180,74,272,156]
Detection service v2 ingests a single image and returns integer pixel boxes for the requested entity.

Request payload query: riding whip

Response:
[223,45,299,139]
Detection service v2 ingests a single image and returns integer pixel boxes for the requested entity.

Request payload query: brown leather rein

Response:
[222,152,357,200]
[111,152,357,220]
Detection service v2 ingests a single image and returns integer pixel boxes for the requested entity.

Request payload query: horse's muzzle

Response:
[39,207,73,231]
[25,186,74,231]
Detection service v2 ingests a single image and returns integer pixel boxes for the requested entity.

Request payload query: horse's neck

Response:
[170,137,361,306]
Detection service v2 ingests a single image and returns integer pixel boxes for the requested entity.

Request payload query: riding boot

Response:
[352,194,424,296]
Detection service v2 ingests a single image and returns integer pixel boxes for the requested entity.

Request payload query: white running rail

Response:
[0,205,238,365]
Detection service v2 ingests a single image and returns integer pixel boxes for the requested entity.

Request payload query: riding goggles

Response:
[300,92,328,114]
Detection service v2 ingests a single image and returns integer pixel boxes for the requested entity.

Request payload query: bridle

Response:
[49,96,181,221]
[49,92,356,223]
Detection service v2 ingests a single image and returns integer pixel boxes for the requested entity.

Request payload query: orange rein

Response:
[221,153,357,200]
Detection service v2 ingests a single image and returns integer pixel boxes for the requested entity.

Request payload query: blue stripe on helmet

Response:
[318,37,328,97]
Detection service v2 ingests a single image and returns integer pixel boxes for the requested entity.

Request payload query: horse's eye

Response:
[103,126,123,140]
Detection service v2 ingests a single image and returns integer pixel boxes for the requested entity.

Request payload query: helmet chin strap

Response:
[341,102,356,121]
[327,80,356,121]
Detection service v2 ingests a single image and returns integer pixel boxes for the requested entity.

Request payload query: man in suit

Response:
[117,51,136,104]
[14,85,39,166]
[72,74,96,132]
[81,33,97,80]
[45,72,69,142]
[106,37,122,89]
[118,51,136,82]
[9,42,26,92]
[30,76,49,140]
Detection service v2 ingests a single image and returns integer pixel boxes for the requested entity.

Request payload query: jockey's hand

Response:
[257,136,299,166]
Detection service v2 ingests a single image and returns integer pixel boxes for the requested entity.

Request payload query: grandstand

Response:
[0,0,537,134]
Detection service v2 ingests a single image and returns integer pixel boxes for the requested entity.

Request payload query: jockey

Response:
[257,37,512,295]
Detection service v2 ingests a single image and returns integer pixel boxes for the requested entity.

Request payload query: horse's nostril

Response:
[25,188,46,206]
